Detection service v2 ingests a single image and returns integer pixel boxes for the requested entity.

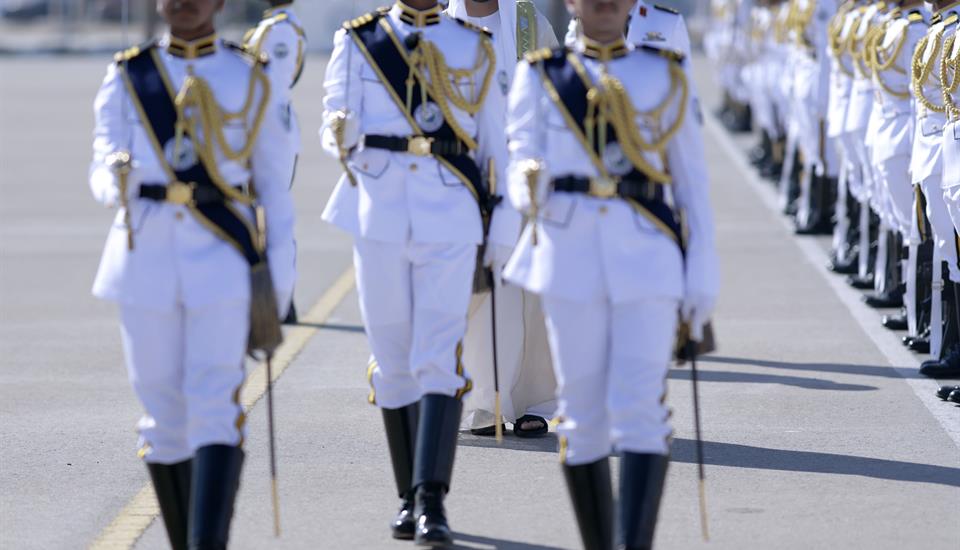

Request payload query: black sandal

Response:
[470,424,507,437]
[513,415,548,438]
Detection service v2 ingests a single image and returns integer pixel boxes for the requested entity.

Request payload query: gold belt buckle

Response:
[166,181,195,205]
[589,177,618,199]
[407,136,434,157]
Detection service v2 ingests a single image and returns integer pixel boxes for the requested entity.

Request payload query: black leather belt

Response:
[552,176,664,202]
[362,134,465,157]
[139,182,245,206]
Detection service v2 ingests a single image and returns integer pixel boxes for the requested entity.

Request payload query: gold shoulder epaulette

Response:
[452,16,494,37]
[524,47,557,64]
[113,39,155,63]
[343,8,386,30]
[640,44,685,64]
[225,41,270,66]
[653,4,680,16]
[907,11,925,24]
[945,13,959,26]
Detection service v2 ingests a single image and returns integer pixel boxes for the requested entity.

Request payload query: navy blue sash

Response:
[539,49,682,246]
[348,13,495,218]
[123,48,264,266]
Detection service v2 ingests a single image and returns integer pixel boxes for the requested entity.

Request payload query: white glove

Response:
[681,291,715,341]
[507,158,549,216]
[320,110,360,154]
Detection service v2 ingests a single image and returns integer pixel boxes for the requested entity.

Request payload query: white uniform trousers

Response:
[354,238,475,409]
[875,155,914,240]
[120,300,248,465]
[920,176,960,282]
[542,295,678,466]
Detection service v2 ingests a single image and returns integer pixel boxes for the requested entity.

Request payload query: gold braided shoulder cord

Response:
[913,27,947,113]
[403,31,495,150]
[829,4,855,58]
[173,62,270,175]
[872,20,912,98]
[940,34,960,119]
[791,0,816,49]
[569,55,687,185]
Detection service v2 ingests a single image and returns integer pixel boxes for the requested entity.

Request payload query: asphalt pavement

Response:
[0,53,957,550]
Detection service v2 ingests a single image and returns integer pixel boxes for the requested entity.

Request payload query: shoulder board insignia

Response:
[640,44,685,64]
[907,11,924,24]
[113,39,155,63]
[653,4,679,15]
[225,41,270,66]
[452,17,494,37]
[343,8,386,30]
[526,46,566,64]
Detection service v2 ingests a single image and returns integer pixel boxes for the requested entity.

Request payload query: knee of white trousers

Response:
[608,360,671,456]
[183,302,249,451]
[121,306,191,463]
[558,416,612,466]
[136,414,193,464]
[411,308,472,399]
[366,321,421,409]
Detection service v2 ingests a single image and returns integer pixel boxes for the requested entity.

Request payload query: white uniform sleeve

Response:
[320,28,362,157]
[666,70,719,312]
[260,22,303,90]
[90,62,143,207]
[251,73,297,314]
[505,60,547,214]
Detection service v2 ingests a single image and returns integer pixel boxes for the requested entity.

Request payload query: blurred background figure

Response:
[0,1,702,54]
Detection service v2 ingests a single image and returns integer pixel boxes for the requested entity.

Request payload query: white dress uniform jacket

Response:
[90,36,297,313]
[503,41,718,315]
[320,4,511,248]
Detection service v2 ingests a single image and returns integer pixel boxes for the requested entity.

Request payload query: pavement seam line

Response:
[705,115,960,451]
[88,266,357,550]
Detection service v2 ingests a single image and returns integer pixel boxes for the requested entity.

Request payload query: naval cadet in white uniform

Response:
[319,0,509,545]
[89,0,296,547]
[565,0,692,56]
[244,0,306,324]
[504,0,719,547]
[445,0,560,439]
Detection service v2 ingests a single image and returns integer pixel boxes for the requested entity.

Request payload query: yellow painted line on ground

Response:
[89,267,357,550]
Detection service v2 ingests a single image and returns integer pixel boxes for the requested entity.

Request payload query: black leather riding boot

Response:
[412,394,463,547]
[147,460,192,550]
[382,402,420,540]
[188,445,244,550]
[563,457,615,550]
[618,454,670,550]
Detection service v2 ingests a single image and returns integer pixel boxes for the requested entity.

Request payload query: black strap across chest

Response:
[349,14,495,217]
[539,50,683,248]
[123,49,264,266]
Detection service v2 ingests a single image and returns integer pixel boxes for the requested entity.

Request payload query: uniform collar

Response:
[393,1,442,27]
[165,33,218,59]
[578,36,630,61]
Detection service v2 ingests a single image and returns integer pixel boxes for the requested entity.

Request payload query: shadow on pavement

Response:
[702,355,923,379]
[452,532,569,549]
[671,438,960,488]
[669,367,878,391]
[292,321,366,333]
[457,432,559,454]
